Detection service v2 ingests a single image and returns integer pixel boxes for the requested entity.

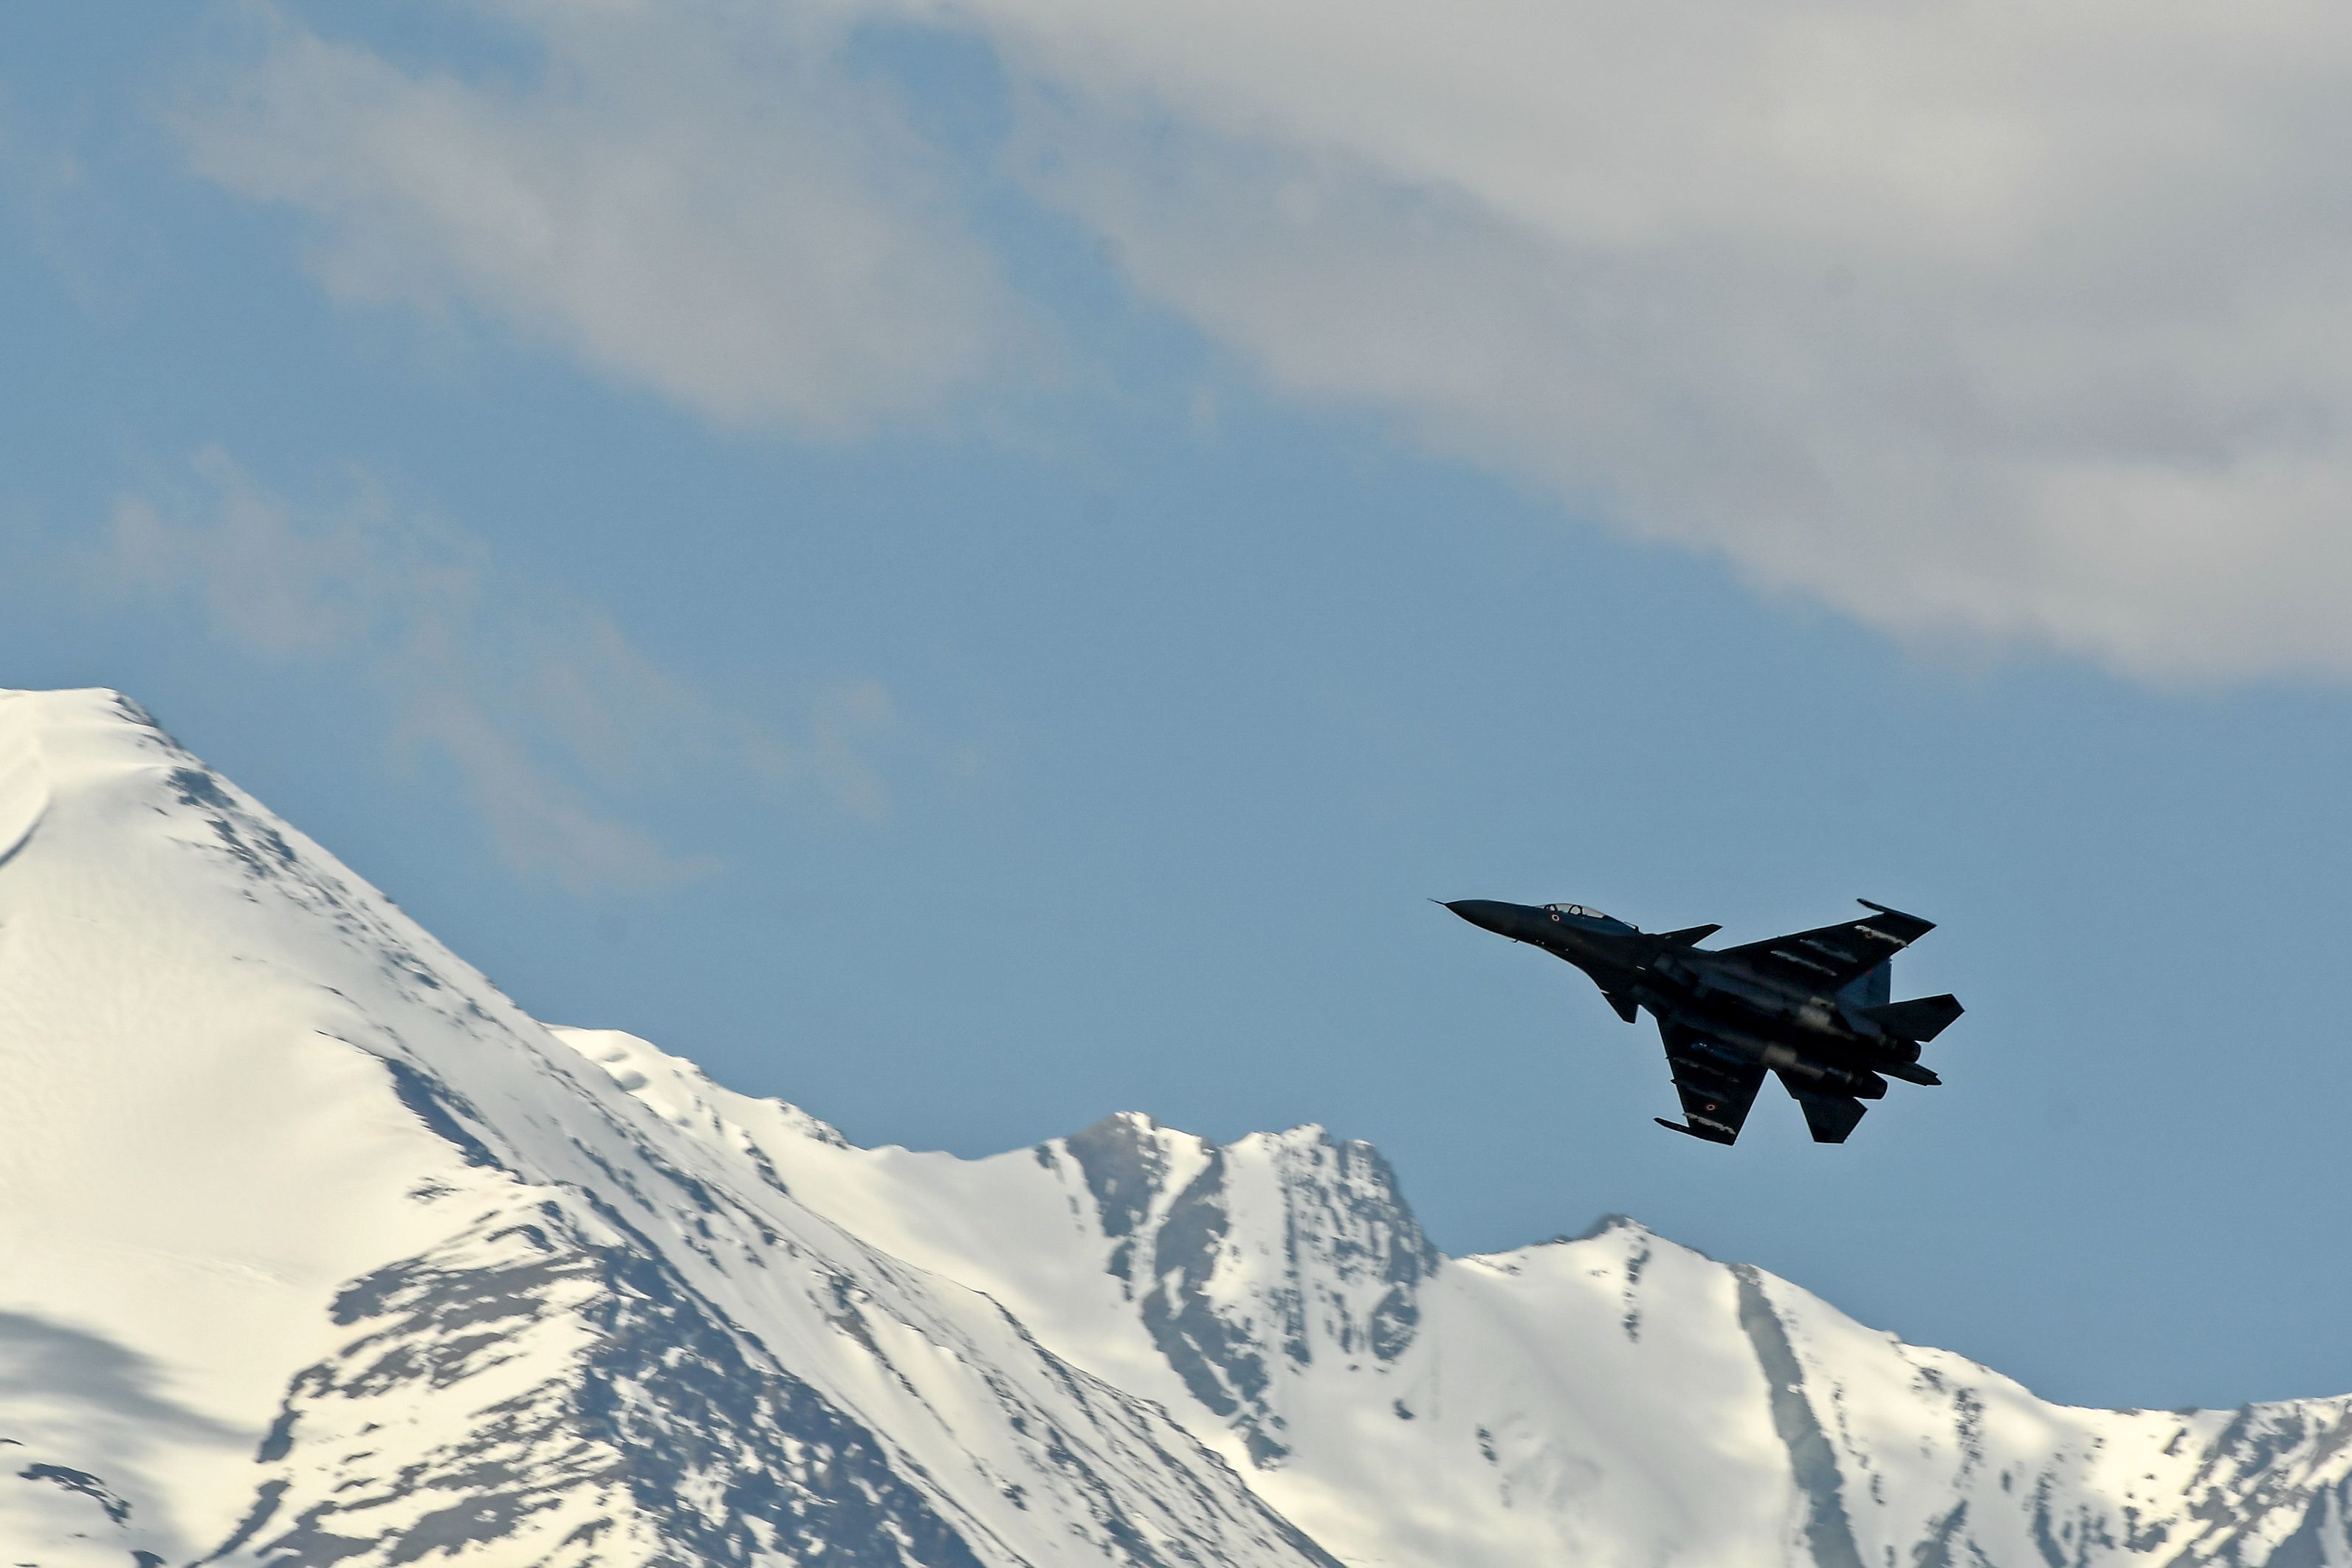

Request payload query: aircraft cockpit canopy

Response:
[1544,903,1634,931]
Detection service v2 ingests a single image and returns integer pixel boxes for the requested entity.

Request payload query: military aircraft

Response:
[1442,898,1961,1145]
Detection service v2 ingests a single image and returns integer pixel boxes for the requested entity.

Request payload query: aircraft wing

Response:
[1713,901,1935,994]
[1653,1022,1765,1145]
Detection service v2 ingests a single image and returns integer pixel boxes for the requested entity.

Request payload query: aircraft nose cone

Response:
[1443,899,1520,937]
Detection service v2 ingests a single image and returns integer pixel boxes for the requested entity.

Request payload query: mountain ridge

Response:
[0,685,2346,1567]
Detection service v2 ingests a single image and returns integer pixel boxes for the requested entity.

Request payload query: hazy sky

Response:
[7,1,2352,1412]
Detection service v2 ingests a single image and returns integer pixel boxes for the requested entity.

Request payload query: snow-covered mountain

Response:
[0,685,2345,1567]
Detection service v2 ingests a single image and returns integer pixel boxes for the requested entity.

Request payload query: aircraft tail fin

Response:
[1838,958,1893,1009]
[1776,1073,1868,1144]
[1858,993,1964,1042]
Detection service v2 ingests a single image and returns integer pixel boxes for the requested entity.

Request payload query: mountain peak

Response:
[0,687,1349,1565]
[1569,1211,1654,1243]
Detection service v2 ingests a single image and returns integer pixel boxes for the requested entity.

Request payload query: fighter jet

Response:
[1442,898,1962,1145]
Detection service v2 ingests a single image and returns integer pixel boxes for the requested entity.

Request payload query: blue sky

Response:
[7,2,2352,1411]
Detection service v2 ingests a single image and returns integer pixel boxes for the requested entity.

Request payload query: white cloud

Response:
[175,0,2352,681]
[914,0,2352,682]
[176,0,1017,435]
[86,452,896,890]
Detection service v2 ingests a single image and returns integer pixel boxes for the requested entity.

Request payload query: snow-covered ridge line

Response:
[0,684,2346,1567]
[0,690,1341,1567]
[568,1025,2352,1568]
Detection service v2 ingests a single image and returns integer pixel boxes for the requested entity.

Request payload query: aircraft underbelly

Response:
[1665,995,1872,1071]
